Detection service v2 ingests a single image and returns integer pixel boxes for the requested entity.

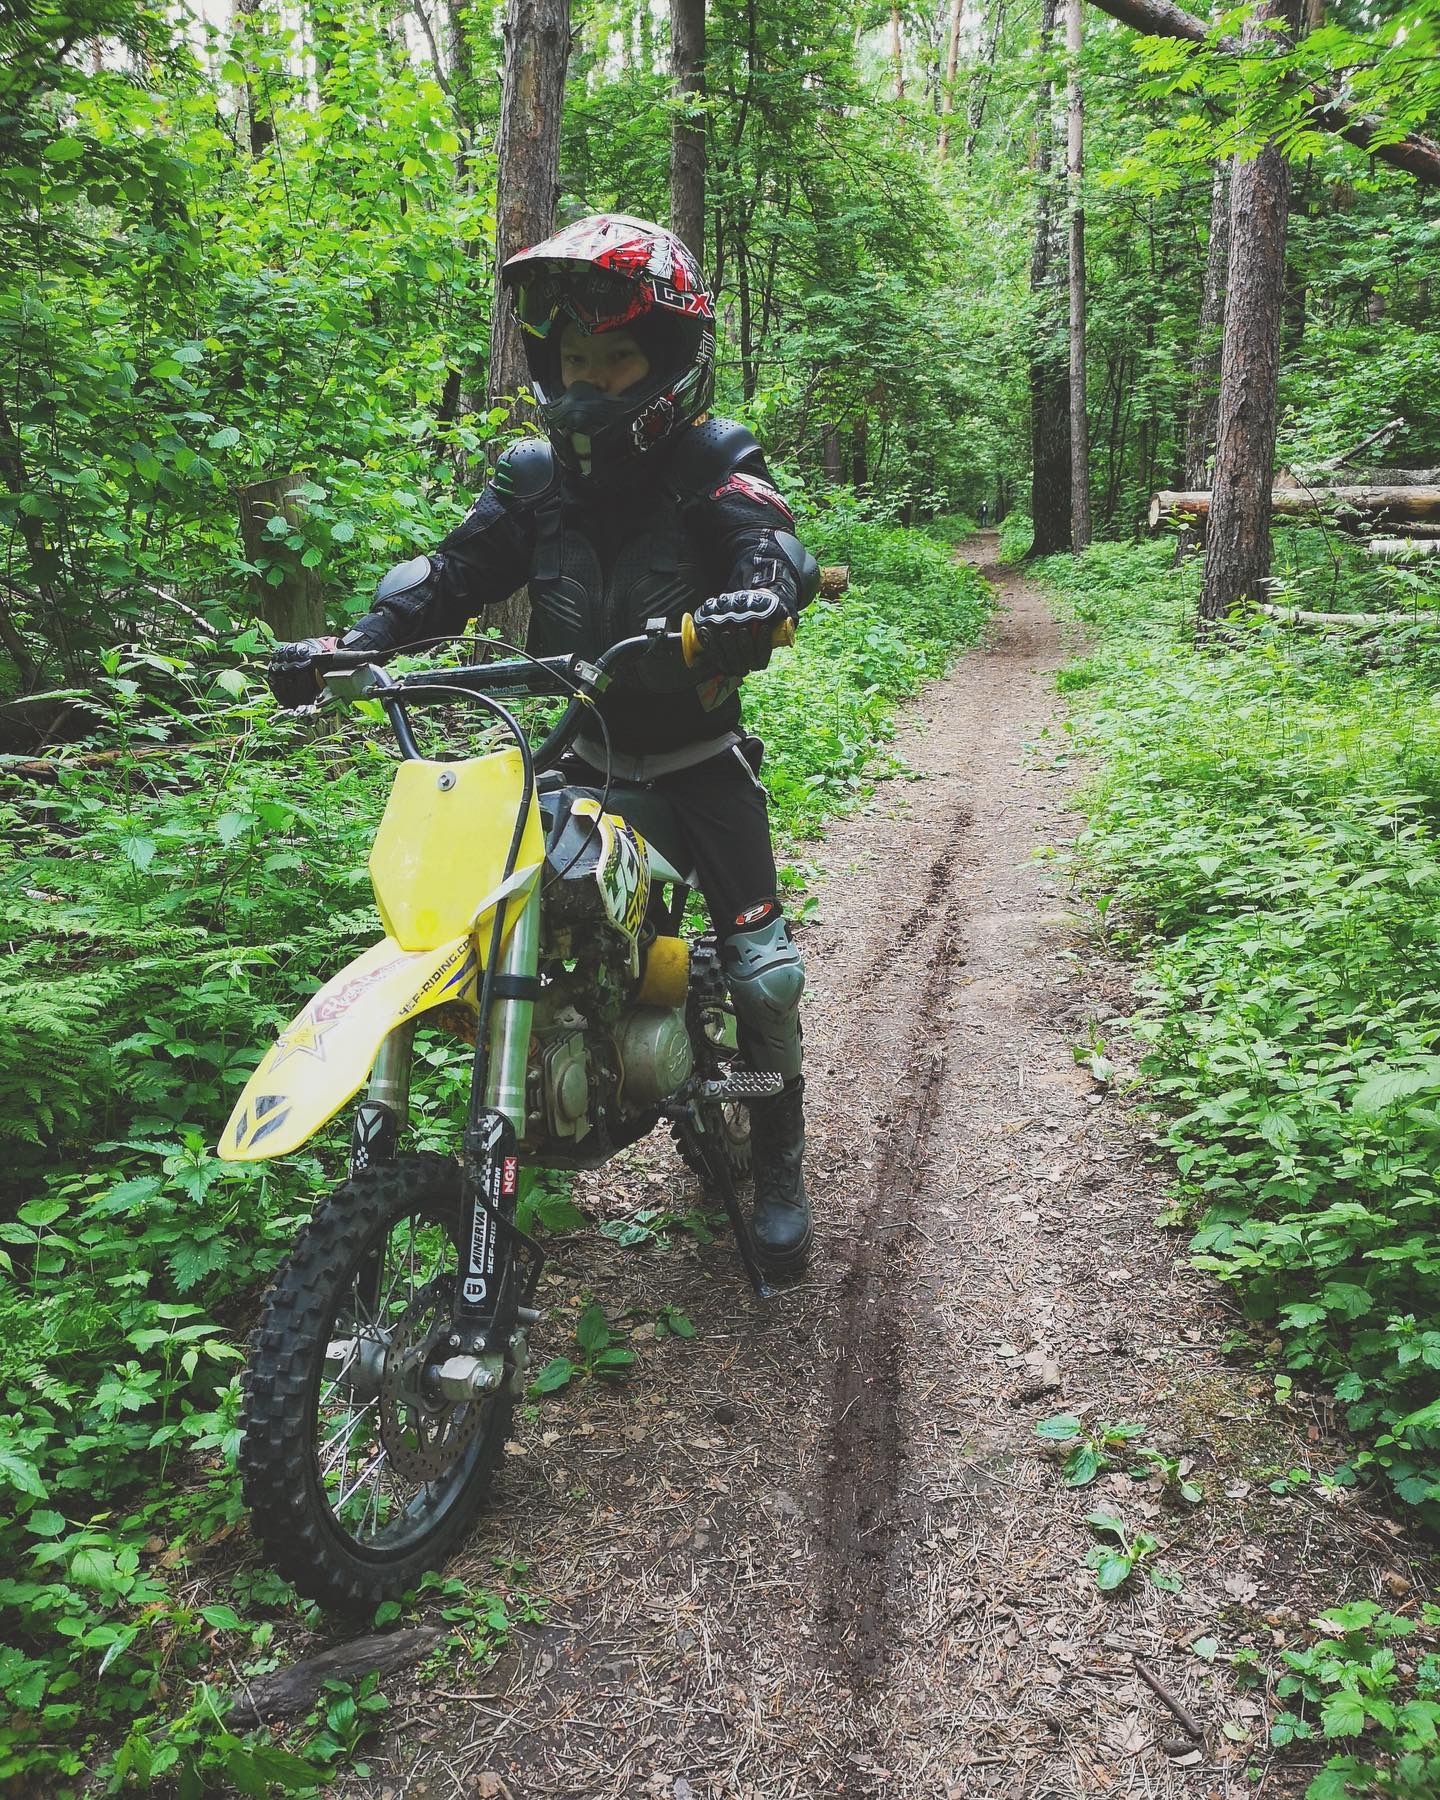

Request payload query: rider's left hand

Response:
[691,589,795,675]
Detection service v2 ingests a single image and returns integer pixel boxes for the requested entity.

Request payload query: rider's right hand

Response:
[266,637,338,709]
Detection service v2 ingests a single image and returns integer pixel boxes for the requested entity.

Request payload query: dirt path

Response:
[361,538,1425,1800]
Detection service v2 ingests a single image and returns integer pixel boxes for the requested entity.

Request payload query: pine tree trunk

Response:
[1182,159,1231,488]
[1198,1,1293,624]
[890,4,906,99]
[670,0,706,261]
[485,0,571,649]
[1028,0,1071,558]
[1066,0,1091,552]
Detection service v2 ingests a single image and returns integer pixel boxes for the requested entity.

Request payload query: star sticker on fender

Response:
[268,1017,330,1070]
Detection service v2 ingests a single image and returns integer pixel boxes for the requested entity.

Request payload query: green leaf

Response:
[121,836,157,871]
[1320,1691,1367,1738]
[1353,1061,1440,1114]
[26,1509,66,1537]
[18,1198,67,1228]
[238,1744,327,1789]
[575,1303,609,1354]
[44,136,86,163]
[1092,1552,1134,1591]
[666,1311,696,1339]
[1062,1444,1103,1487]
[208,426,241,449]
[594,1347,635,1370]
[1084,1511,1126,1539]
[201,1603,244,1631]
[331,519,355,543]
[216,810,253,845]
[1035,1413,1082,1441]
[1191,1636,1219,1662]
[529,1357,575,1395]
[0,1448,47,1499]
[1148,1567,1183,1592]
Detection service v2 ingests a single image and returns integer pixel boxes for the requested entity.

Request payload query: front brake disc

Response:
[377,1283,491,1481]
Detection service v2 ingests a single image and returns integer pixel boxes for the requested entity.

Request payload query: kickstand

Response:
[674,1107,773,1301]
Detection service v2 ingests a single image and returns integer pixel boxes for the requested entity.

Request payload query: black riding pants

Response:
[569,742,778,938]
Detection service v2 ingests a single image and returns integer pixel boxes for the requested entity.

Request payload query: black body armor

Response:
[346,420,814,755]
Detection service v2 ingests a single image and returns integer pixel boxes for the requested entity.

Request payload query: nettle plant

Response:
[1041,539,1440,1523]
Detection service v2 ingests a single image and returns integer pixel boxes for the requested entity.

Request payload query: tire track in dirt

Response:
[819,847,968,1681]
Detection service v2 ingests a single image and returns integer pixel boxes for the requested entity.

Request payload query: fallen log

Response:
[1368,538,1440,561]
[1257,603,1440,629]
[1149,487,1440,530]
[1314,467,1440,487]
[224,1626,445,1726]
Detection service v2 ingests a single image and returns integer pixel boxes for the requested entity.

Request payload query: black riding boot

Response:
[749,1077,813,1276]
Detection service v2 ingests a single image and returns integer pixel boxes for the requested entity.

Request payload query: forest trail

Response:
[370,538,1406,1800]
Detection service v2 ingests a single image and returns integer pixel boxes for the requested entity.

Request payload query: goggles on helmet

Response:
[513,266,654,341]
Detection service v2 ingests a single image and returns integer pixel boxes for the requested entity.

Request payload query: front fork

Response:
[351,891,544,1398]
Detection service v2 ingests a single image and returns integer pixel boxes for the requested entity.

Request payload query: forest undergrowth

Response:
[0,498,985,1793]
[1044,535,1440,1798]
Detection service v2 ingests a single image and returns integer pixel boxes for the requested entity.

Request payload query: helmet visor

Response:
[512,265,652,340]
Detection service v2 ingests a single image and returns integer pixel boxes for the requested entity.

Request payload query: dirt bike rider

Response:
[266,214,816,1277]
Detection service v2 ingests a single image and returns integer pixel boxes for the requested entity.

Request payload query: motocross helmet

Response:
[501,214,716,483]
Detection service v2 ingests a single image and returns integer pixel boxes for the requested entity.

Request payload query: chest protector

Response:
[503,421,766,695]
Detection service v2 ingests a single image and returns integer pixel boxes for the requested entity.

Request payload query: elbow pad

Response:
[346,554,435,649]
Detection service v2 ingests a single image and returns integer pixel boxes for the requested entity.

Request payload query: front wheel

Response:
[239,1154,514,1611]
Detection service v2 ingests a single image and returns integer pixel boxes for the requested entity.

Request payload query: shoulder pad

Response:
[493,437,559,506]
[669,417,767,496]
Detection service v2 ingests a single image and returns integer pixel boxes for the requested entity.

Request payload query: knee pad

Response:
[722,912,805,1080]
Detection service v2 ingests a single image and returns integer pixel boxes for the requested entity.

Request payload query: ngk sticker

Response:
[502,1157,518,1197]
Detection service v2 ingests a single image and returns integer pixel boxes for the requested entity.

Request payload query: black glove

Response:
[691,590,794,676]
[266,636,337,709]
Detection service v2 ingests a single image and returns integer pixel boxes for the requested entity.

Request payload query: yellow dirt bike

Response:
[219,621,788,1610]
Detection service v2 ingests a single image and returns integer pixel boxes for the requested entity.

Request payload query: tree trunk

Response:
[239,477,327,640]
[1182,159,1231,487]
[1028,0,1071,558]
[233,0,276,157]
[670,0,706,261]
[1198,5,1292,627]
[822,426,845,485]
[964,0,1007,159]
[485,0,571,648]
[890,4,905,100]
[937,0,963,157]
[1066,0,1091,552]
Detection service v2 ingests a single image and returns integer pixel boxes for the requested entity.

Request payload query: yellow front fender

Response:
[219,933,482,1163]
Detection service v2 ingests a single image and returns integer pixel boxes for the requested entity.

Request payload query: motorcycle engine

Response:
[612,1005,693,1109]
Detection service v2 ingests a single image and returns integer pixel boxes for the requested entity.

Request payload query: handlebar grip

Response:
[679,612,797,668]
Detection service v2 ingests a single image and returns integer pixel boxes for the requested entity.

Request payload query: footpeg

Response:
[701,1071,784,1101]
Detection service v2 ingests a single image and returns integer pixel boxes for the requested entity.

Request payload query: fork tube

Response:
[483,888,540,1132]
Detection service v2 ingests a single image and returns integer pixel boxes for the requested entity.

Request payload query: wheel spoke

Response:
[318,1396,378,1475]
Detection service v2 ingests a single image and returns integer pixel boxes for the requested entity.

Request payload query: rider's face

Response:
[559,321,651,396]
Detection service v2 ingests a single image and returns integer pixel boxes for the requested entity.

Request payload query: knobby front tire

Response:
[239,1154,514,1612]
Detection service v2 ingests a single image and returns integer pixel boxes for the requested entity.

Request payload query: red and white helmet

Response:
[502,214,716,482]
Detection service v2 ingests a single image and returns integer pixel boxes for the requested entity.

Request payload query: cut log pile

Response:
[1149,427,1440,627]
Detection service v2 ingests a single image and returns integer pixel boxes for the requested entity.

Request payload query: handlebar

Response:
[313,610,797,771]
